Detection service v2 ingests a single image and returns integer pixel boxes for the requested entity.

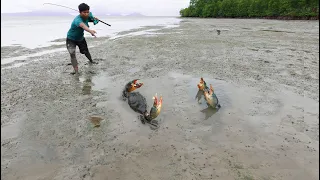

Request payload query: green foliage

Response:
[180,0,319,18]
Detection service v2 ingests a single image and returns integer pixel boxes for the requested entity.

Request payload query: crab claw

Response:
[209,84,214,95]
[197,77,209,91]
[149,93,163,120]
[128,79,144,92]
[152,94,163,106]
[132,79,139,83]
[152,93,158,105]
[132,79,143,87]
[159,96,163,105]
[197,77,204,90]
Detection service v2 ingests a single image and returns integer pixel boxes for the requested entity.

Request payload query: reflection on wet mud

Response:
[82,74,93,95]
[72,70,95,95]
[195,90,204,103]
[200,106,219,120]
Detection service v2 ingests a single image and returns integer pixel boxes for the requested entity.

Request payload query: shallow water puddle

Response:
[91,72,111,91]
[77,71,111,95]
[1,112,26,140]
[87,71,235,123]
[1,121,23,140]
[74,70,319,138]
[81,71,306,128]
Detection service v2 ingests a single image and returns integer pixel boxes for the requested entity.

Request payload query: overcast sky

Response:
[1,0,190,16]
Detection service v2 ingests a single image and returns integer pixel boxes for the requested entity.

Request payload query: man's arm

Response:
[88,17,98,22]
[88,12,99,25]
[79,22,96,37]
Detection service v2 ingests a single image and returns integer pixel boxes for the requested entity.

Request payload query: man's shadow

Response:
[195,90,220,120]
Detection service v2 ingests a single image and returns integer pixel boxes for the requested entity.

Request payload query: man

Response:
[66,3,99,74]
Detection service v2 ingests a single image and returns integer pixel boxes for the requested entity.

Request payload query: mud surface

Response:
[1,18,319,180]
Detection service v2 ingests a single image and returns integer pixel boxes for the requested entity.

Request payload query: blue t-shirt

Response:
[67,12,98,41]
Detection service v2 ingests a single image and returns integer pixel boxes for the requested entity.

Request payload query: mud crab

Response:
[122,79,163,128]
[196,77,221,109]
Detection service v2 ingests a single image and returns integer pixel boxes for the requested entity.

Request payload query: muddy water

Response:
[1,111,26,140]
[79,69,314,134]
[83,70,233,125]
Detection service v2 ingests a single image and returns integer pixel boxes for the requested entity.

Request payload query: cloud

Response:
[1,0,190,16]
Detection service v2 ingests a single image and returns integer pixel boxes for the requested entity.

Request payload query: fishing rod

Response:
[43,3,111,26]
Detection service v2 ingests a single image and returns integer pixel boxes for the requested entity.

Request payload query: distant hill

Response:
[1,11,146,17]
[105,12,145,16]
[105,13,123,16]
[126,12,145,16]
[1,11,73,16]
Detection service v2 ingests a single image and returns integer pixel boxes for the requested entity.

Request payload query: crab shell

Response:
[204,84,218,107]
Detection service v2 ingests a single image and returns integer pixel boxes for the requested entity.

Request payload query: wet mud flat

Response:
[1,19,319,180]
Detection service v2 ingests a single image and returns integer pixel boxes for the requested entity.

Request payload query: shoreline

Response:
[1,24,179,68]
[1,18,319,179]
[1,16,181,49]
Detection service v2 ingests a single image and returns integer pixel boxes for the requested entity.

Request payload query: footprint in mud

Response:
[93,58,105,62]
[137,115,160,130]
[65,59,104,66]
[82,77,93,95]
[149,119,160,130]
[84,61,99,65]
[87,71,96,74]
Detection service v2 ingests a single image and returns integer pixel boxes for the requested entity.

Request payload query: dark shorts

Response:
[66,38,89,55]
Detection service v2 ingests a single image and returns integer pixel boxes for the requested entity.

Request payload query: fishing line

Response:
[43,3,78,12]
[43,3,111,26]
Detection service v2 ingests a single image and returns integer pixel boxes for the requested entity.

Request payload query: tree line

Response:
[180,0,319,19]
